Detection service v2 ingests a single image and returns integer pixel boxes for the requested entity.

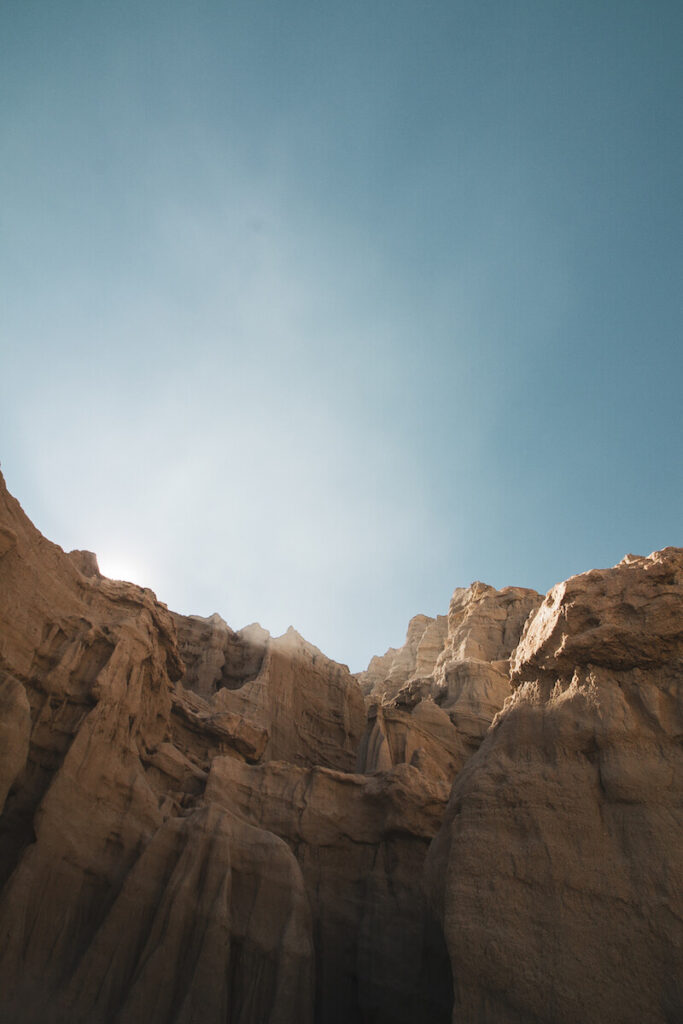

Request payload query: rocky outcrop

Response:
[170,613,269,699]
[61,804,314,1024]
[0,468,680,1024]
[357,700,467,781]
[206,758,452,1024]
[0,472,446,1024]
[358,613,448,700]
[357,582,541,776]
[173,613,366,772]
[0,473,315,1023]
[428,549,683,1024]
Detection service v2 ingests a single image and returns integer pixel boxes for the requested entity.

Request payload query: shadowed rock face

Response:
[205,758,452,1024]
[0,470,680,1024]
[0,473,448,1024]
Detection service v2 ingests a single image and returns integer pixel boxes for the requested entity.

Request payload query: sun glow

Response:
[97,554,150,588]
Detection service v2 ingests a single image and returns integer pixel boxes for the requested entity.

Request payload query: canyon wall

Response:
[0,470,680,1023]
[428,549,683,1024]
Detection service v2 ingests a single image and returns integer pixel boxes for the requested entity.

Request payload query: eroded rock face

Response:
[0,672,30,813]
[357,582,542,777]
[0,473,446,1024]
[358,613,448,700]
[62,804,314,1024]
[170,613,269,699]
[428,549,683,1024]
[206,758,452,1024]
[0,469,680,1024]
[357,700,467,781]
[0,474,314,1024]
[174,614,366,771]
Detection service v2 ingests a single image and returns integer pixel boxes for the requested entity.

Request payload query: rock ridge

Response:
[0,469,680,1024]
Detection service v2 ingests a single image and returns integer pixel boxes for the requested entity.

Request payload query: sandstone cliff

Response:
[356,581,542,778]
[428,548,683,1024]
[0,470,680,1024]
[0,473,449,1024]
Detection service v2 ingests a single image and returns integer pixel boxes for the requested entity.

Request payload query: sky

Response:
[1,0,681,670]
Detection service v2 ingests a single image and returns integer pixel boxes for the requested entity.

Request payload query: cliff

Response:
[0,471,680,1023]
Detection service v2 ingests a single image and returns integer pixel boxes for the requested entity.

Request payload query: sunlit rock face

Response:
[356,581,542,778]
[427,548,683,1024]
[0,469,680,1024]
[357,612,449,701]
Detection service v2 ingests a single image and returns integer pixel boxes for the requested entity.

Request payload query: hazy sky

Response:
[1,1,681,670]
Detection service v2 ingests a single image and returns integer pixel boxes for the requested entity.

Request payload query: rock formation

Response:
[0,472,447,1024]
[0,469,680,1024]
[356,581,542,777]
[428,549,683,1024]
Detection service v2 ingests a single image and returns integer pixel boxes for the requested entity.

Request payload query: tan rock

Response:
[170,612,269,700]
[171,682,270,764]
[0,525,17,558]
[428,548,683,1024]
[0,473,317,1023]
[66,549,101,577]
[438,581,540,665]
[63,804,314,1024]
[435,657,511,750]
[175,621,366,771]
[428,583,541,742]
[357,613,448,700]
[511,547,683,680]
[206,757,452,1024]
[357,701,466,780]
[357,582,541,778]
[0,672,30,813]
[1,466,680,1024]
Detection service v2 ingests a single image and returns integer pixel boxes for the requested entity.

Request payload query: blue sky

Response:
[1,1,681,669]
